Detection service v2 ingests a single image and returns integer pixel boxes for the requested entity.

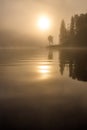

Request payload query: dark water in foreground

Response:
[0,48,87,130]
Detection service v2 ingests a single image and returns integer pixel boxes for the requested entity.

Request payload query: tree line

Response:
[59,13,87,47]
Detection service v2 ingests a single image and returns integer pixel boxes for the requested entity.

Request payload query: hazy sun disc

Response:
[38,16,50,30]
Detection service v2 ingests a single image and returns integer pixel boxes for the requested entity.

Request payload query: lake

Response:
[0,48,87,130]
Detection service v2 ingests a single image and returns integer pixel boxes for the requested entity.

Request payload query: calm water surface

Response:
[0,48,87,129]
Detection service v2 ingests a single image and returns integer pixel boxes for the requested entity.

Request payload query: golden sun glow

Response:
[37,16,51,30]
[39,66,49,74]
[37,65,51,80]
[38,65,50,74]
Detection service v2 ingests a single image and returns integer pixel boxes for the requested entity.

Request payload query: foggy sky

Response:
[0,0,87,43]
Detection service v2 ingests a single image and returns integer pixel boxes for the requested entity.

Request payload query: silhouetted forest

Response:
[59,13,87,47]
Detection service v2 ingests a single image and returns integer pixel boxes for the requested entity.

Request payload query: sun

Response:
[37,16,51,30]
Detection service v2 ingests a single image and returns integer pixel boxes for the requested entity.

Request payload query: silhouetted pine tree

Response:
[75,13,87,46]
[59,20,67,45]
[69,16,75,45]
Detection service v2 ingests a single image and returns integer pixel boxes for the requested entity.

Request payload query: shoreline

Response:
[46,45,87,50]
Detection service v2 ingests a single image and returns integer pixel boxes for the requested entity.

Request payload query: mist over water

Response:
[1,0,87,129]
[0,48,87,129]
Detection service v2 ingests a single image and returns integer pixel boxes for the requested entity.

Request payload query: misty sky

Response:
[0,0,87,43]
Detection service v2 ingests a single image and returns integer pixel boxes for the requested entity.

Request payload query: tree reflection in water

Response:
[48,49,53,60]
[59,49,87,82]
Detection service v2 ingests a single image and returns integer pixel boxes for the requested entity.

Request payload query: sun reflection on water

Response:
[37,65,51,80]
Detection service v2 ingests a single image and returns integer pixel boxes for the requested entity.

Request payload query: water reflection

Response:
[59,49,87,82]
[0,48,87,130]
[37,65,51,80]
[48,49,53,60]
